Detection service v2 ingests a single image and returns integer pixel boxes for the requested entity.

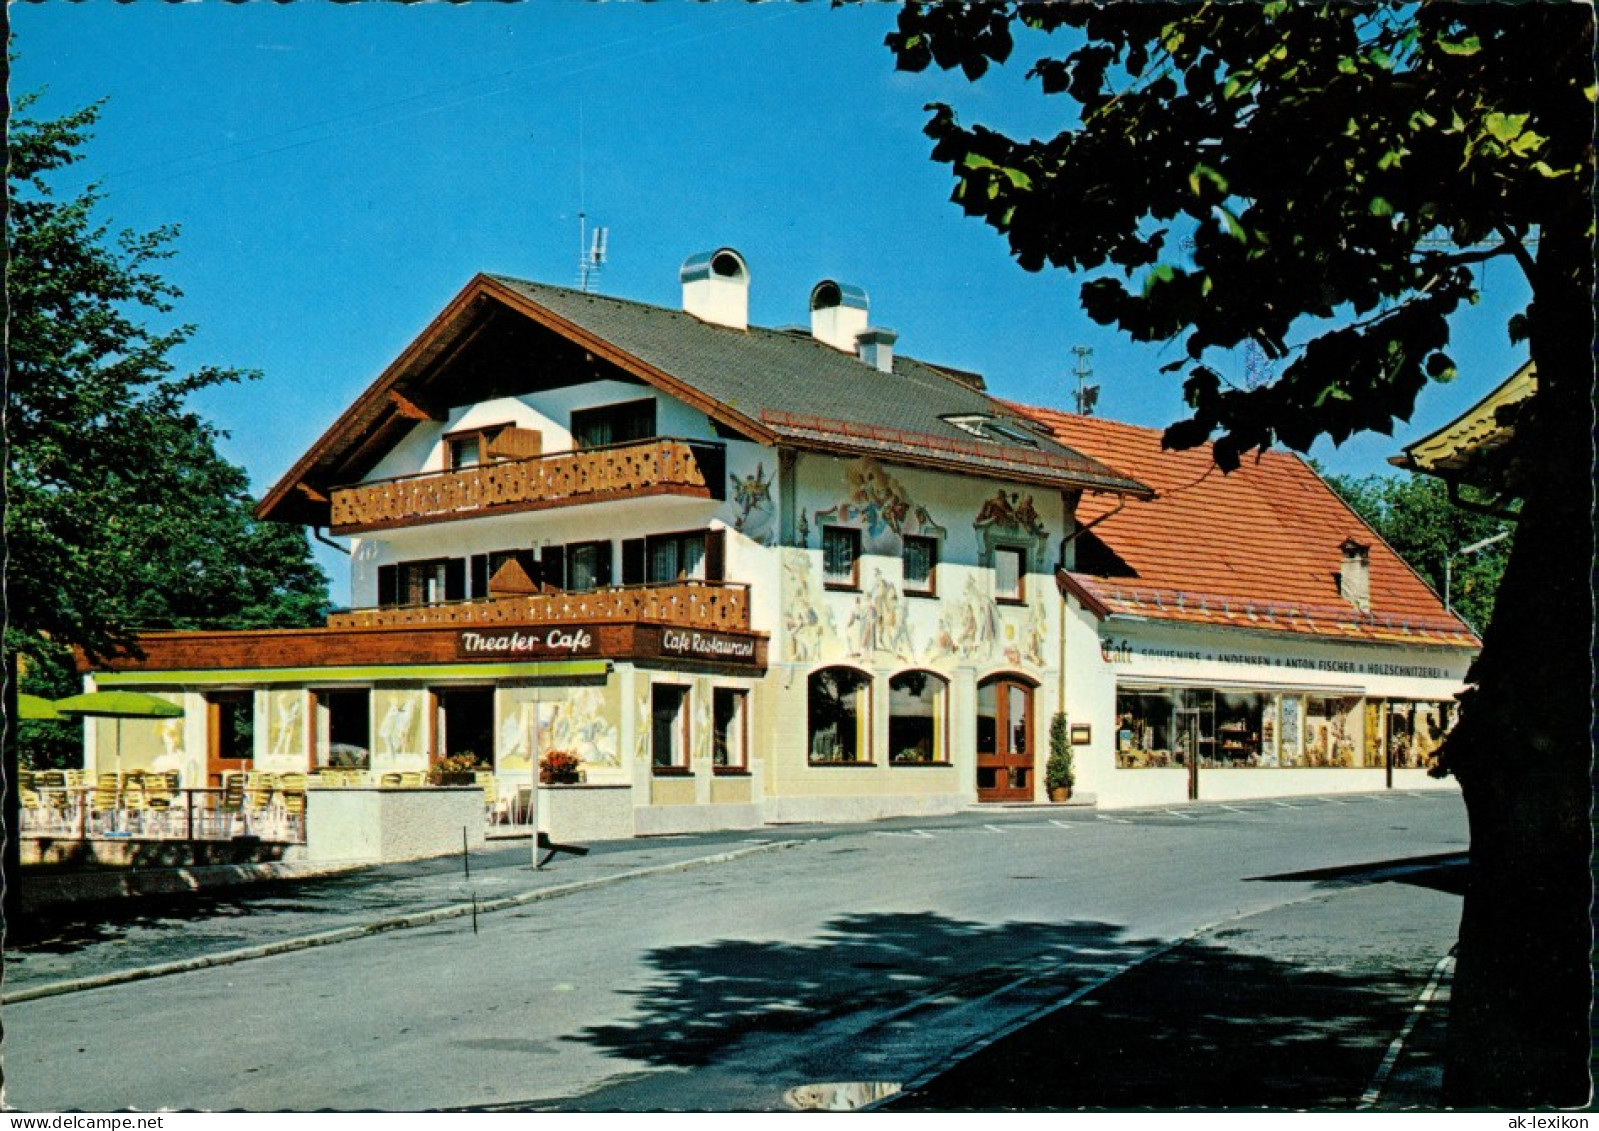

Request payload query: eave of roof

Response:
[1391,361,1535,478]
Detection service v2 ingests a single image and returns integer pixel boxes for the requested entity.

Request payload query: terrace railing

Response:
[327,579,750,632]
[330,437,726,533]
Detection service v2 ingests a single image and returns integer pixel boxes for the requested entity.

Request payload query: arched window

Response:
[889,671,948,764]
[808,667,872,764]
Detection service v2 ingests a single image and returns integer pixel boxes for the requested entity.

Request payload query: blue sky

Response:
[13,3,1529,593]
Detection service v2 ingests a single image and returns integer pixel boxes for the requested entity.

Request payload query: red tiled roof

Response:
[1013,403,1480,650]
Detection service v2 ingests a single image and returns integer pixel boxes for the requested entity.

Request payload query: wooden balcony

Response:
[330,438,726,534]
[326,580,750,633]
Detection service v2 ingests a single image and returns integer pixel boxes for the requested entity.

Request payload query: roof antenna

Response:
[1071,345,1099,416]
[576,106,608,294]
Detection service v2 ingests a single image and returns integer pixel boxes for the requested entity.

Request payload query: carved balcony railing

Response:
[326,580,750,632]
[330,438,726,533]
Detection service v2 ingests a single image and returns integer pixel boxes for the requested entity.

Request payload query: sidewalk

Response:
[3,830,802,1002]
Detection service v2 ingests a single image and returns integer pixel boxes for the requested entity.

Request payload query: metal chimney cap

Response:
[809,279,869,312]
[680,247,749,285]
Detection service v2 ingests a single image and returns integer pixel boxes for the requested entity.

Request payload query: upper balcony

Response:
[329,437,727,535]
[326,579,750,633]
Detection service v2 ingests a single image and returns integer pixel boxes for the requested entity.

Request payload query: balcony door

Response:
[977,676,1034,802]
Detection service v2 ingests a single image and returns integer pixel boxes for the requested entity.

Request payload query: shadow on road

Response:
[560,904,1447,1111]
[889,937,1433,1110]
[564,911,1153,1070]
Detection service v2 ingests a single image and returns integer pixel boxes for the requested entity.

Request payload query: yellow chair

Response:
[475,770,503,825]
[397,771,423,789]
[91,774,122,835]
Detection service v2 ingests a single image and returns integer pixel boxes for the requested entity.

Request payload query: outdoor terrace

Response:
[329,437,726,534]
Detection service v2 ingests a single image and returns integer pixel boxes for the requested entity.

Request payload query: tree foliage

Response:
[1323,471,1508,636]
[883,2,1593,1107]
[7,99,330,763]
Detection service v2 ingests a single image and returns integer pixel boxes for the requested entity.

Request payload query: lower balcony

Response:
[329,438,726,534]
[326,580,750,633]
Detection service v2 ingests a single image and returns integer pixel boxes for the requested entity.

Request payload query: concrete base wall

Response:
[537,785,634,842]
[22,837,302,868]
[306,787,485,864]
[634,801,763,837]
[763,792,965,827]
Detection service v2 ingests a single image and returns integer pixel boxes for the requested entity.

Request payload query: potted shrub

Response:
[1046,712,1075,802]
[540,749,583,785]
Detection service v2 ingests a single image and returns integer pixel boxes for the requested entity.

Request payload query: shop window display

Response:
[1117,686,1407,770]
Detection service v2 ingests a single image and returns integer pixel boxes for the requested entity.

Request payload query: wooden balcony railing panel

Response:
[330,439,720,532]
[326,581,750,632]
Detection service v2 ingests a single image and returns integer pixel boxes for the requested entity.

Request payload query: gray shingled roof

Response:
[489,275,1150,497]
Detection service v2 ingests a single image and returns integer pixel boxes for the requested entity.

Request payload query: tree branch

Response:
[1493,222,1539,285]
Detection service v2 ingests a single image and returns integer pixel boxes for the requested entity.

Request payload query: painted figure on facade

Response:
[729,462,776,545]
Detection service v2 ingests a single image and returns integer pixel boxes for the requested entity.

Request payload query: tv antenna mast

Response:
[1071,345,1100,416]
[575,106,608,293]
[578,216,607,293]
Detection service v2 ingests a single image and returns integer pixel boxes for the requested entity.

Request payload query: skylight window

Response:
[940,413,1040,448]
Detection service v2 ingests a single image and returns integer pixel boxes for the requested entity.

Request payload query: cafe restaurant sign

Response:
[457,628,600,659]
[659,628,760,665]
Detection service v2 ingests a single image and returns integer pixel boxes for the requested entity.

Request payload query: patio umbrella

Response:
[18,693,65,721]
[54,690,184,778]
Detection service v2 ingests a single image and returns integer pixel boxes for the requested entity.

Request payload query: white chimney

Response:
[856,327,897,373]
[809,279,870,352]
[1339,537,1371,614]
[680,248,750,330]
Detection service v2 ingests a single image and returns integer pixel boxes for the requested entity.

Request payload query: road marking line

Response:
[983,824,1009,834]
[1270,800,1304,809]
[1048,820,1075,829]
[1319,796,1349,805]
[1162,810,1197,819]
[1216,804,1253,813]
[1358,950,1456,1109]
[1096,815,1133,824]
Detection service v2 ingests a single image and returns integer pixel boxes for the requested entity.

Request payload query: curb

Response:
[3,838,804,1005]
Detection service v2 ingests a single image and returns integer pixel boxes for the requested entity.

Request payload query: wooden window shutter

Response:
[378,564,399,608]
[622,538,646,586]
[705,529,726,582]
[541,545,566,592]
[444,558,467,602]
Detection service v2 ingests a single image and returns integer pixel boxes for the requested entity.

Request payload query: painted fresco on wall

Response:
[845,569,917,661]
[729,462,776,546]
[692,677,714,765]
[96,692,187,775]
[372,690,426,770]
[972,488,1050,568]
[549,687,621,769]
[781,548,839,662]
[815,457,947,554]
[635,672,652,765]
[1002,598,1050,668]
[500,687,621,772]
[930,574,1002,662]
[265,690,306,765]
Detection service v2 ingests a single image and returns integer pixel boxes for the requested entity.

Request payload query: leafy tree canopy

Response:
[886,1,1589,477]
[7,97,330,758]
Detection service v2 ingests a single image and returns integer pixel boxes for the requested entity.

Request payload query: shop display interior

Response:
[1115,687,1456,770]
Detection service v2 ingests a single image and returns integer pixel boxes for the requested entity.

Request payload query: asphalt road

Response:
[3,791,1467,1112]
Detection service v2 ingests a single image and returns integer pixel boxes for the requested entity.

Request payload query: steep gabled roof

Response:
[1014,403,1479,650]
[259,274,1150,525]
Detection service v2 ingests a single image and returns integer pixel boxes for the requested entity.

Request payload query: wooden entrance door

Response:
[977,677,1034,802]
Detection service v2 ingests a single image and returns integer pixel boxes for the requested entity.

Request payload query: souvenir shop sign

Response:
[1099,636,1450,681]
[457,627,601,659]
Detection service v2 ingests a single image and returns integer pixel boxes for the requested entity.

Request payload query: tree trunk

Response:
[1441,196,1593,1107]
